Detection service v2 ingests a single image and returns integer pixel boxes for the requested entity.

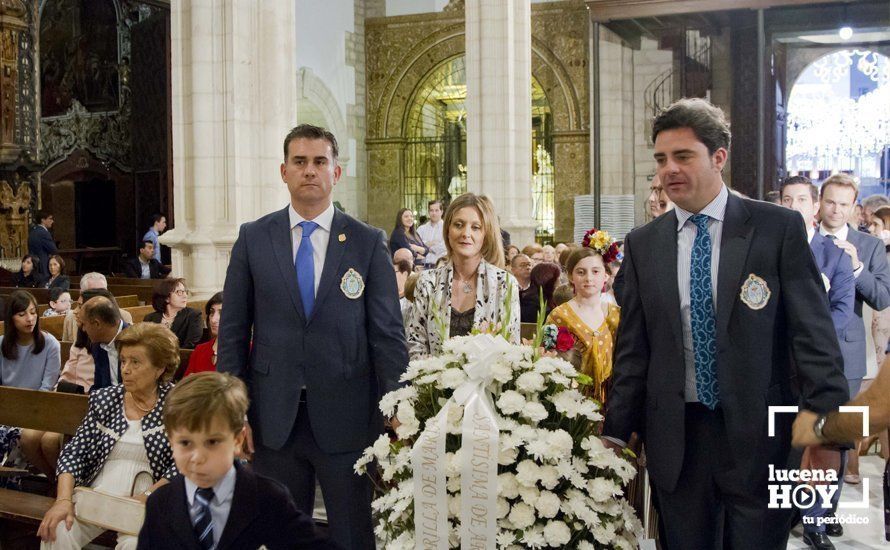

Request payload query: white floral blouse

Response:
[407,260,520,360]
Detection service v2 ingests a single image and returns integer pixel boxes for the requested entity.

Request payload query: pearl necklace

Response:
[128,391,157,413]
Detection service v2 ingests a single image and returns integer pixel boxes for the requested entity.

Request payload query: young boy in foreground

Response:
[137,372,337,549]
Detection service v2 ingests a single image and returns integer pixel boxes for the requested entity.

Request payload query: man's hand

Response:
[792,410,823,448]
[834,240,862,270]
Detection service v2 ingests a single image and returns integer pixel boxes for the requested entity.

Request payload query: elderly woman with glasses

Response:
[143,278,203,349]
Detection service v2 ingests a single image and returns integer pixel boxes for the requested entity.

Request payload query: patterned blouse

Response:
[407,260,520,360]
[57,383,177,487]
[547,301,620,402]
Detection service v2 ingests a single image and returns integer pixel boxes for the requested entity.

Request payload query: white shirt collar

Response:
[819,223,849,241]
[807,227,815,244]
[99,320,125,351]
[289,202,335,233]
[674,185,729,232]
[185,464,237,507]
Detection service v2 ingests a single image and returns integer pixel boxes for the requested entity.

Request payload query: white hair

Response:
[79,272,108,291]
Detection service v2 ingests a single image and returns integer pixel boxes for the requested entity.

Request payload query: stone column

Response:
[162,0,296,296]
[465,0,536,249]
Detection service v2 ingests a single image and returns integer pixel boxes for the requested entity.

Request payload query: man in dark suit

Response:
[80,296,128,391]
[124,240,171,279]
[780,175,854,549]
[602,99,849,549]
[218,124,408,550]
[28,210,58,276]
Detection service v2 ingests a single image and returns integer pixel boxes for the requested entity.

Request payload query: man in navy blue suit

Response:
[781,176,854,550]
[218,124,408,550]
[28,210,58,276]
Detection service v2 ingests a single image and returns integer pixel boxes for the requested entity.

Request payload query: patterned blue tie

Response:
[689,213,719,409]
[296,221,319,318]
[193,487,215,549]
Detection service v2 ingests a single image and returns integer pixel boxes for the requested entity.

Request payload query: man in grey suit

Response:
[218,124,408,549]
[602,99,849,549]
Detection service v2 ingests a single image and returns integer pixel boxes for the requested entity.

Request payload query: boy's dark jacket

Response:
[137,463,339,549]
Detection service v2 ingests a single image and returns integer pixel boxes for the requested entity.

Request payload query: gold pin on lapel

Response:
[338,234,346,242]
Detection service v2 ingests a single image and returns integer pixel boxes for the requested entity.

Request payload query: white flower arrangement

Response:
[355,331,642,548]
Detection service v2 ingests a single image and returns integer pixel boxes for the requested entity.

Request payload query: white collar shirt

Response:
[99,320,125,385]
[184,465,237,550]
[289,202,335,296]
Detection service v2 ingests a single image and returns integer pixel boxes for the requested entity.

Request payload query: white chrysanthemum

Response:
[589,478,622,502]
[521,401,548,422]
[525,437,550,461]
[577,541,596,550]
[534,490,561,518]
[592,521,618,545]
[538,464,560,490]
[520,526,546,548]
[490,361,514,383]
[498,472,520,499]
[543,520,571,547]
[448,493,461,517]
[508,502,536,529]
[546,429,574,460]
[440,367,468,389]
[371,434,390,460]
[496,530,516,546]
[515,459,540,487]
[518,484,540,506]
[497,390,527,415]
[516,371,546,392]
[550,389,583,417]
[512,424,537,443]
[446,473,461,493]
[549,372,571,386]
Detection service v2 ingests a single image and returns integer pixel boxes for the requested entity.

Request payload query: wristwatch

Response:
[813,414,828,443]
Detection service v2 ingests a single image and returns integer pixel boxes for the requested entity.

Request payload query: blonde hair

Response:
[821,173,859,201]
[443,193,505,266]
[116,323,180,383]
[164,372,249,434]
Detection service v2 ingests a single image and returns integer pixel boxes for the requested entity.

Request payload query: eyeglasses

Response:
[172,289,189,296]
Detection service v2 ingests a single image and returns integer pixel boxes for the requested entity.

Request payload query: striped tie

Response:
[193,487,215,549]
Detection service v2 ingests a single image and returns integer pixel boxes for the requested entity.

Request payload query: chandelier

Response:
[811,49,890,85]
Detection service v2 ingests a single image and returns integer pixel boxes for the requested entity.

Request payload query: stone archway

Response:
[366,4,588,241]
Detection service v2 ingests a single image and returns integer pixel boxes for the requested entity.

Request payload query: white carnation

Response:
[448,493,461,517]
[521,401,548,422]
[440,367,468,389]
[498,446,519,466]
[515,459,540,487]
[535,490,561,518]
[498,472,520,499]
[589,478,622,502]
[371,434,391,460]
[520,526,546,548]
[497,497,511,518]
[490,361,514,383]
[546,429,574,460]
[550,389,583,418]
[497,390,527,415]
[516,371,546,392]
[538,464,559,490]
[543,520,571,547]
[507,502,536,529]
[518,484,540,506]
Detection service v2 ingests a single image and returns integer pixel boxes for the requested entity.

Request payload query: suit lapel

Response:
[716,194,753,337]
[168,476,202,549]
[270,207,306,324]
[217,464,257,550]
[652,211,684,352]
[809,232,825,270]
[310,209,348,323]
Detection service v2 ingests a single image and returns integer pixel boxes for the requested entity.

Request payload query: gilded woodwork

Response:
[366,1,589,241]
[0,177,30,258]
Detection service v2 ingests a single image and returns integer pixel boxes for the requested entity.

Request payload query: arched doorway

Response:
[402,55,555,242]
[786,49,890,194]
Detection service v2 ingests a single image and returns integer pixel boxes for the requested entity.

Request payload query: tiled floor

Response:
[787,455,888,549]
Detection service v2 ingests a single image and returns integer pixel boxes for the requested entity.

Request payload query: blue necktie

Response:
[193,487,215,549]
[689,213,719,409]
[295,221,319,318]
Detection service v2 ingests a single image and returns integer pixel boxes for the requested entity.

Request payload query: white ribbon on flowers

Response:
[412,334,504,550]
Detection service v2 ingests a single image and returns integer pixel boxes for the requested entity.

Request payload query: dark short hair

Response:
[428,199,443,210]
[1,290,45,360]
[204,291,223,319]
[282,124,339,161]
[652,98,731,155]
[152,278,187,313]
[36,210,53,223]
[82,296,122,326]
[20,254,38,269]
[49,287,68,302]
[780,176,818,203]
[139,239,154,252]
[151,213,165,224]
[48,254,66,274]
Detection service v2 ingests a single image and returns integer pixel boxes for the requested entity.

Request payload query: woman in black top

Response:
[43,255,71,291]
[12,255,45,288]
[389,208,428,268]
[142,278,203,349]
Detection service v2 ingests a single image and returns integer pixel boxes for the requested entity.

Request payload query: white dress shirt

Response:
[185,465,237,550]
[674,185,728,403]
[819,223,864,278]
[289,202,335,296]
[99,320,125,385]
[417,220,446,265]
